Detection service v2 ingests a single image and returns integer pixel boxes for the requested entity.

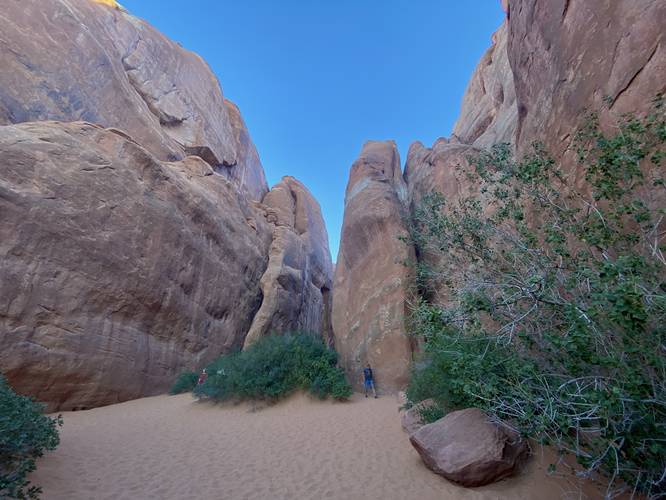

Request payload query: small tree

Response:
[406,98,665,498]
[0,375,62,499]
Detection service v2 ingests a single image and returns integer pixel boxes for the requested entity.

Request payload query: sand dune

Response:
[31,393,605,500]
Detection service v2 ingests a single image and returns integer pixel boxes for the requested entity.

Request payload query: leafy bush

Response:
[194,333,352,402]
[0,375,62,499]
[406,99,665,498]
[169,371,198,395]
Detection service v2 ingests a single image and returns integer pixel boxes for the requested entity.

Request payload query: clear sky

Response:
[121,1,505,260]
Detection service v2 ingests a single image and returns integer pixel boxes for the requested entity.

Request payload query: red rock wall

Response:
[0,1,333,410]
[332,0,665,392]
[0,0,268,200]
[332,141,414,392]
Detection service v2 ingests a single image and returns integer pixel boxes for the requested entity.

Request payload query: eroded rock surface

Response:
[332,1,666,392]
[0,0,335,412]
[507,0,666,158]
[452,22,517,149]
[410,408,529,487]
[244,177,334,347]
[0,121,271,411]
[332,141,414,392]
[0,0,267,199]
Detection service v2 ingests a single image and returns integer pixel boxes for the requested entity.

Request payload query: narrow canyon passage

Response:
[31,394,603,500]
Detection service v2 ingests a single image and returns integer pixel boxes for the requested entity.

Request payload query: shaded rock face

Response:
[405,139,479,207]
[0,0,267,200]
[332,141,414,392]
[244,177,334,347]
[332,1,665,391]
[0,122,272,411]
[222,100,269,201]
[0,1,332,411]
[506,0,666,158]
[409,408,529,487]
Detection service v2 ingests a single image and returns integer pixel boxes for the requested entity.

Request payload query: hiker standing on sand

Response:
[363,364,377,398]
[197,368,208,386]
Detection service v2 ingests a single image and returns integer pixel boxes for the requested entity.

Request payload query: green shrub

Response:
[169,371,198,395]
[0,375,62,499]
[194,333,352,402]
[405,99,665,497]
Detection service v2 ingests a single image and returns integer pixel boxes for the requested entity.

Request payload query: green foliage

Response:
[169,371,199,395]
[406,99,666,498]
[194,334,352,402]
[0,375,62,499]
[417,402,445,425]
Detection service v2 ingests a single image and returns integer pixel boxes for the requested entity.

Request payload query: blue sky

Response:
[121,1,505,260]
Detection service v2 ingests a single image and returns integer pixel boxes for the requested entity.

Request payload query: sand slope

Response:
[31,393,604,500]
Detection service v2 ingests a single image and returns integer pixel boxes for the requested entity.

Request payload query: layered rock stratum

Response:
[331,0,665,390]
[0,0,332,410]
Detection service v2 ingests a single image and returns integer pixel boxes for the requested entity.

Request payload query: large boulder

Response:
[243,177,334,347]
[410,408,529,487]
[0,121,272,411]
[332,141,414,392]
[0,0,268,200]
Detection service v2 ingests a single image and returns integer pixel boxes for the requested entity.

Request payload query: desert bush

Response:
[406,98,665,498]
[194,333,352,402]
[0,375,62,499]
[169,371,199,395]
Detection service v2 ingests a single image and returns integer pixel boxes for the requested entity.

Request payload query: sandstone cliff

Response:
[331,0,665,391]
[0,0,267,199]
[0,121,271,410]
[451,22,517,149]
[0,0,332,410]
[332,141,414,392]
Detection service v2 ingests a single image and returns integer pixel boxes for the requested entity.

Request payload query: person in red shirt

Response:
[197,368,208,386]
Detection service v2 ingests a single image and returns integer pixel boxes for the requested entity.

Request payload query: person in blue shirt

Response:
[363,363,377,398]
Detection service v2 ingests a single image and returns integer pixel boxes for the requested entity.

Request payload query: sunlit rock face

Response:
[452,22,517,149]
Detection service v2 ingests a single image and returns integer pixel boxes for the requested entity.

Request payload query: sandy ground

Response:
[30,392,606,500]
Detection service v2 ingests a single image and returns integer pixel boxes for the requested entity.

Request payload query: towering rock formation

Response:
[332,0,665,391]
[244,177,334,347]
[0,0,267,199]
[0,0,332,410]
[332,141,414,392]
